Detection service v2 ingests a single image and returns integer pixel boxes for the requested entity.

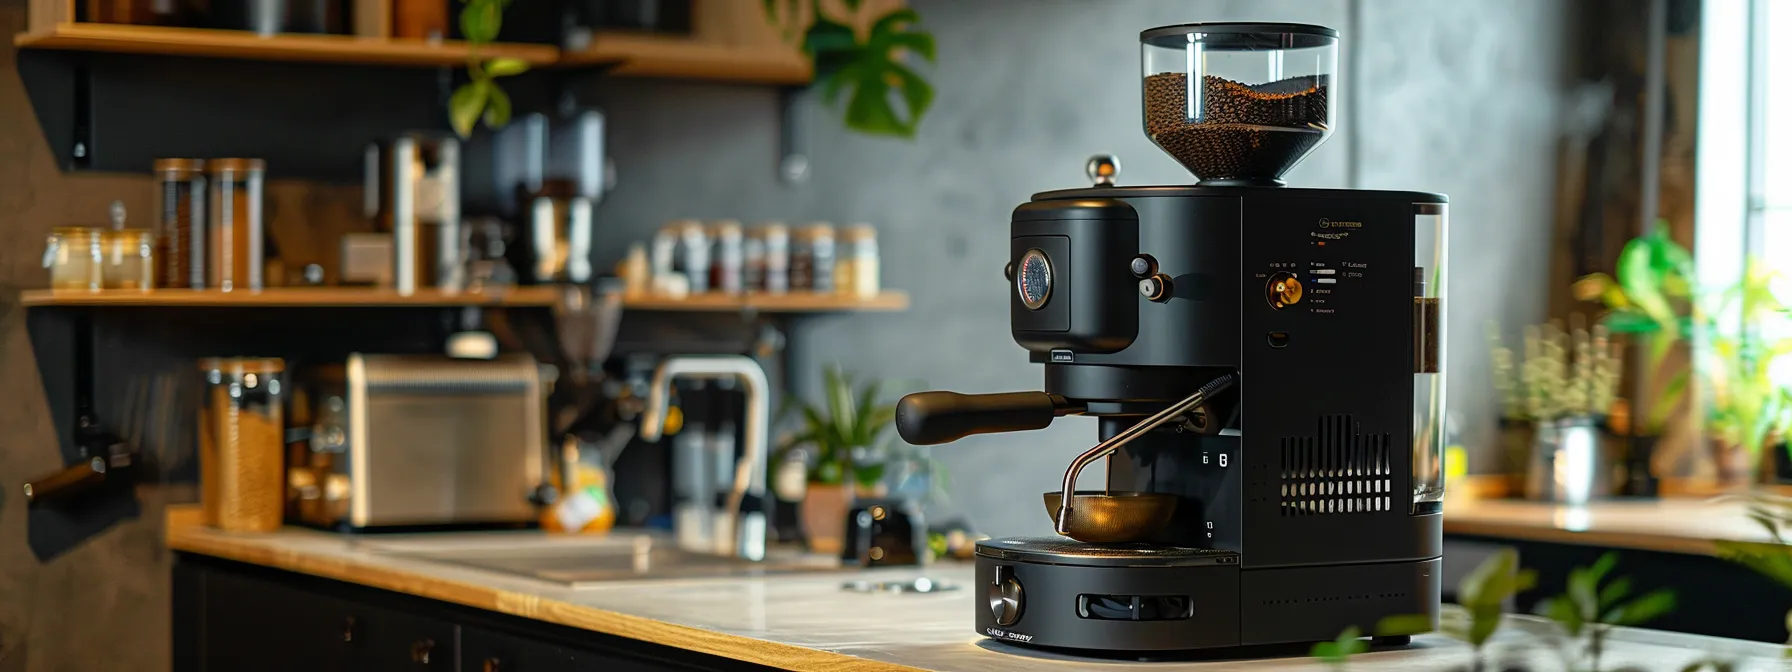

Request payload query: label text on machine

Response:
[1319,218,1364,229]
[986,628,1034,643]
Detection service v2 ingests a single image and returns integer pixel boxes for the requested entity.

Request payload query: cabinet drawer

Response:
[343,601,458,671]
[201,571,354,672]
[461,626,670,672]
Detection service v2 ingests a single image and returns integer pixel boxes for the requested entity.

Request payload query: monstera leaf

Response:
[768,2,938,139]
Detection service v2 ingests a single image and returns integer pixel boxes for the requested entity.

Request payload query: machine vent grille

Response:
[1278,415,1392,516]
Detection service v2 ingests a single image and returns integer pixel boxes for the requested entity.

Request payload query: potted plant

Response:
[1700,262,1792,484]
[1487,320,1623,502]
[764,0,938,139]
[778,364,898,553]
[1575,228,1697,495]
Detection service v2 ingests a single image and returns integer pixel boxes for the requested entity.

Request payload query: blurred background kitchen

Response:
[3,0,1790,669]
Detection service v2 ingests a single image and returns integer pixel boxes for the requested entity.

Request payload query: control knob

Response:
[989,566,1024,626]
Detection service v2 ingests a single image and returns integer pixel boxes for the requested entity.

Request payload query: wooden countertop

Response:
[166,506,1782,670]
[1442,496,1776,556]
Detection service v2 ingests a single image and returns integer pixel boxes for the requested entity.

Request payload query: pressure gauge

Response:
[1016,248,1053,310]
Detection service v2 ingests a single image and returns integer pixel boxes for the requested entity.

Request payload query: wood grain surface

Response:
[1443,496,1778,556]
[14,23,560,67]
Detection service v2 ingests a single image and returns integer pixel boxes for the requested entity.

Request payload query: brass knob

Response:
[411,639,434,664]
[483,658,502,672]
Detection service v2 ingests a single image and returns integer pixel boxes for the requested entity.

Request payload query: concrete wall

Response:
[580,0,1567,534]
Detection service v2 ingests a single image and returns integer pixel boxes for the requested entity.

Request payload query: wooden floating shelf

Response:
[19,287,562,307]
[12,23,559,68]
[622,291,909,313]
[559,32,811,85]
[19,288,909,313]
[13,24,813,83]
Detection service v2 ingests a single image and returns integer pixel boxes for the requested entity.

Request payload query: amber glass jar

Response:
[154,158,205,288]
[199,357,286,532]
[43,226,103,291]
[102,229,156,290]
[206,158,266,292]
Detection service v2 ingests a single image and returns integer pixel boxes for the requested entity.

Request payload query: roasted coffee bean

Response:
[1143,73,1330,182]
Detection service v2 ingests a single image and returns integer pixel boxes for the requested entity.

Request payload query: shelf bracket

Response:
[778,86,812,186]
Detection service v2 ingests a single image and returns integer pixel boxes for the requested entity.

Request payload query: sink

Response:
[366,532,842,587]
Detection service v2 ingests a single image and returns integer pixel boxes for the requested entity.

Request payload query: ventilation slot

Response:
[1278,415,1392,516]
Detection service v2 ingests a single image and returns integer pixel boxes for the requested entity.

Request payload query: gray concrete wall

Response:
[581,0,1566,536]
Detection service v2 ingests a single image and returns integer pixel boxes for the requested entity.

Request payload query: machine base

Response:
[974,538,1440,653]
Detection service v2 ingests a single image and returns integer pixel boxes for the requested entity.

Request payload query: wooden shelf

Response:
[19,288,909,313]
[12,23,560,68]
[623,291,909,313]
[19,287,561,307]
[560,32,811,85]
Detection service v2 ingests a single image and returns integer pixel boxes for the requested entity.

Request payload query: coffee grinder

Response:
[896,23,1446,652]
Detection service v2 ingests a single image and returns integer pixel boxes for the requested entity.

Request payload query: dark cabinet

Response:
[174,554,769,672]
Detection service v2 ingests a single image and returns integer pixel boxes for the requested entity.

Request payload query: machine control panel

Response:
[989,565,1025,626]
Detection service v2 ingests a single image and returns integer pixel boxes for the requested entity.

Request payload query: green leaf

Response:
[884,30,936,62]
[802,14,859,59]
[1646,369,1689,434]
[867,7,920,41]
[842,0,864,10]
[460,0,502,43]
[888,62,934,136]
[1540,597,1584,637]
[1597,576,1633,609]
[1603,310,1662,334]
[1585,552,1619,589]
[484,56,530,77]
[1310,627,1363,664]
[448,80,490,139]
[1375,614,1433,637]
[482,84,512,129]
[852,462,885,490]
[1605,589,1676,626]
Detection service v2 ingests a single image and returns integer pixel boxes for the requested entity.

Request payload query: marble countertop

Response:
[167,506,1783,671]
[1443,496,1776,555]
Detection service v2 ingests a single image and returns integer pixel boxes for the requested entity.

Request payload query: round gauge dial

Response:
[1016,248,1053,310]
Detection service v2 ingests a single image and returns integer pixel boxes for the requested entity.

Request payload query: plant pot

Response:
[800,483,852,554]
[1523,417,1612,504]
[1622,434,1660,497]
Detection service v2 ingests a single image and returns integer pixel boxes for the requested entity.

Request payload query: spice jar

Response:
[709,220,744,295]
[837,223,880,299]
[102,228,156,290]
[199,357,286,532]
[675,219,710,293]
[792,222,836,292]
[206,158,266,292]
[43,227,104,291]
[154,158,205,288]
[743,228,766,292]
[760,223,790,294]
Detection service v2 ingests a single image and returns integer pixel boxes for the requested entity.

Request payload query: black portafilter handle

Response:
[896,391,1084,445]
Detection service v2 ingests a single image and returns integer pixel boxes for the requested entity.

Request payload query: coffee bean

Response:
[1143,73,1330,183]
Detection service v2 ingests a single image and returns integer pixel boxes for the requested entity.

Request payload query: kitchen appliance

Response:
[294,354,551,530]
[496,111,609,284]
[894,23,1446,653]
[365,134,461,295]
[841,499,924,567]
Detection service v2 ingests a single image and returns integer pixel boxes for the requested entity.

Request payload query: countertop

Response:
[1443,496,1776,555]
[166,506,1787,671]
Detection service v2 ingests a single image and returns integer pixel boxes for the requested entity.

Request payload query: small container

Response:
[199,357,286,532]
[43,227,103,291]
[709,219,744,295]
[154,158,206,288]
[617,242,650,296]
[743,230,767,291]
[650,223,680,286]
[206,158,266,292]
[838,223,880,299]
[761,223,790,294]
[676,219,710,293]
[793,222,836,292]
[102,229,156,290]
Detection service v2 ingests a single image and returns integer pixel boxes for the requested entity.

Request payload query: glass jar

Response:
[1140,23,1338,186]
[837,223,880,299]
[199,357,286,532]
[807,223,836,293]
[760,222,790,295]
[43,226,103,291]
[207,158,266,292]
[154,158,205,288]
[709,219,744,295]
[102,229,156,291]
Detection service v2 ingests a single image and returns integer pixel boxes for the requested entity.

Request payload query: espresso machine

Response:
[897,23,1447,653]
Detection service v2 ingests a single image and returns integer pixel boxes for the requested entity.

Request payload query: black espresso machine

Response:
[896,23,1447,653]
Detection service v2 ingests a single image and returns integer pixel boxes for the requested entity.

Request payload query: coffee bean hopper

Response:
[895,22,1447,653]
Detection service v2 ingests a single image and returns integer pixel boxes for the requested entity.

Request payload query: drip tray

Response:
[371,534,843,588]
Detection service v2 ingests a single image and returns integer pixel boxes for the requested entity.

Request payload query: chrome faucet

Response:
[638,355,769,562]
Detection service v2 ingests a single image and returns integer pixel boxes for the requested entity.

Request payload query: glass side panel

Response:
[1413,204,1447,512]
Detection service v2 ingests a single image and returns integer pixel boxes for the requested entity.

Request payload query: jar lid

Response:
[805,222,836,236]
[198,357,286,374]
[104,228,155,242]
[843,223,877,240]
[51,225,102,235]
[709,219,744,236]
[153,158,205,174]
[758,222,789,237]
[207,158,267,174]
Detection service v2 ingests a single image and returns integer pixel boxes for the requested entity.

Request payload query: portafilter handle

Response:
[1053,373,1236,536]
[895,391,1084,446]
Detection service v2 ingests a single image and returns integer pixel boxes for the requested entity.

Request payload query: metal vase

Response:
[1524,417,1612,505]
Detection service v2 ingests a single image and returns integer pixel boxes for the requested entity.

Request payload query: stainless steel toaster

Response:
[294,353,548,529]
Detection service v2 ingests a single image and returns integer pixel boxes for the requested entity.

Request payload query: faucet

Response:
[639,355,769,562]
